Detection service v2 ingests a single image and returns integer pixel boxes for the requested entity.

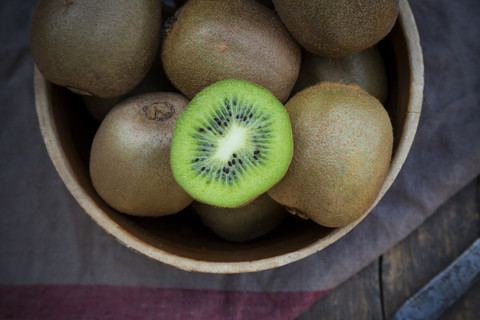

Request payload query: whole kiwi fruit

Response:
[161,0,301,103]
[90,92,193,216]
[192,194,288,242]
[30,0,161,98]
[272,0,399,57]
[82,54,176,122]
[292,46,388,104]
[268,82,393,228]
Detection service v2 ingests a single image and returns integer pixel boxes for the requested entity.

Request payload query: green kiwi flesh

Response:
[292,45,388,104]
[170,79,293,208]
[268,82,393,227]
[192,194,288,242]
[30,0,161,98]
[272,0,398,57]
[161,0,301,103]
[90,92,193,216]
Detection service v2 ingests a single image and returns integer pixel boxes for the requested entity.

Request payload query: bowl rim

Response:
[34,0,424,274]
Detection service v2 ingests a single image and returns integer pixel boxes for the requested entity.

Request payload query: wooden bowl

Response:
[34,0,423,273]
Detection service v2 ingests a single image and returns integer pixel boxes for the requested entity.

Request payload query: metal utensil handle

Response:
[390,238,480,320]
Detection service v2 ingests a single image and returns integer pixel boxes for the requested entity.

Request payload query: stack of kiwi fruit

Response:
[30,0,398,242]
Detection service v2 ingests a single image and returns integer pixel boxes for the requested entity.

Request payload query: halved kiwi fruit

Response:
[170,79,293,208]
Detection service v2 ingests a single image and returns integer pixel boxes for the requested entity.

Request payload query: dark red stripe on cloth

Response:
[0,284,330,320]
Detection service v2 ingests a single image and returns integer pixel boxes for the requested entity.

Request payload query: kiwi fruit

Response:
[192,194,288,242]
[268,82,393,228]
[272,0,399,57]
[82,95,123,122]
[292,46,388,104]
[82,53,176,122]
[170,79,293,208]
[161,0,301,103]
[90,92,193,216]
[30,0,161,98]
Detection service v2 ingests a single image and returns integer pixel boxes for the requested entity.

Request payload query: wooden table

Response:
[298,176,480,320]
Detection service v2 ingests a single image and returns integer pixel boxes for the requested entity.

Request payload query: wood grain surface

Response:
[298,176,480,319]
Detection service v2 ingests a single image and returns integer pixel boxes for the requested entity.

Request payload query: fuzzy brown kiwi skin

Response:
[82,51,176,122]
[268,82,393,228]
[192,194,288,242]
[272,0,398,57]
[89,92,193,216]
[161,0,301,103]
[292,46,388,104]
[30,0,161,98]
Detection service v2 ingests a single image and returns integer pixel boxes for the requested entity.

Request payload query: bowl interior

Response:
[39,80,335,262]
[35,1,422,273]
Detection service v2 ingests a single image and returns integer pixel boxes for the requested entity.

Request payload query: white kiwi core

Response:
[213,124,249,161]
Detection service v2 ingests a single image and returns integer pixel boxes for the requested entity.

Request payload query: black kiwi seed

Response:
[190,96,273,183]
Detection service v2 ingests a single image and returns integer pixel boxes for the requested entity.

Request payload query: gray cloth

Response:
[1,0,479,293]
